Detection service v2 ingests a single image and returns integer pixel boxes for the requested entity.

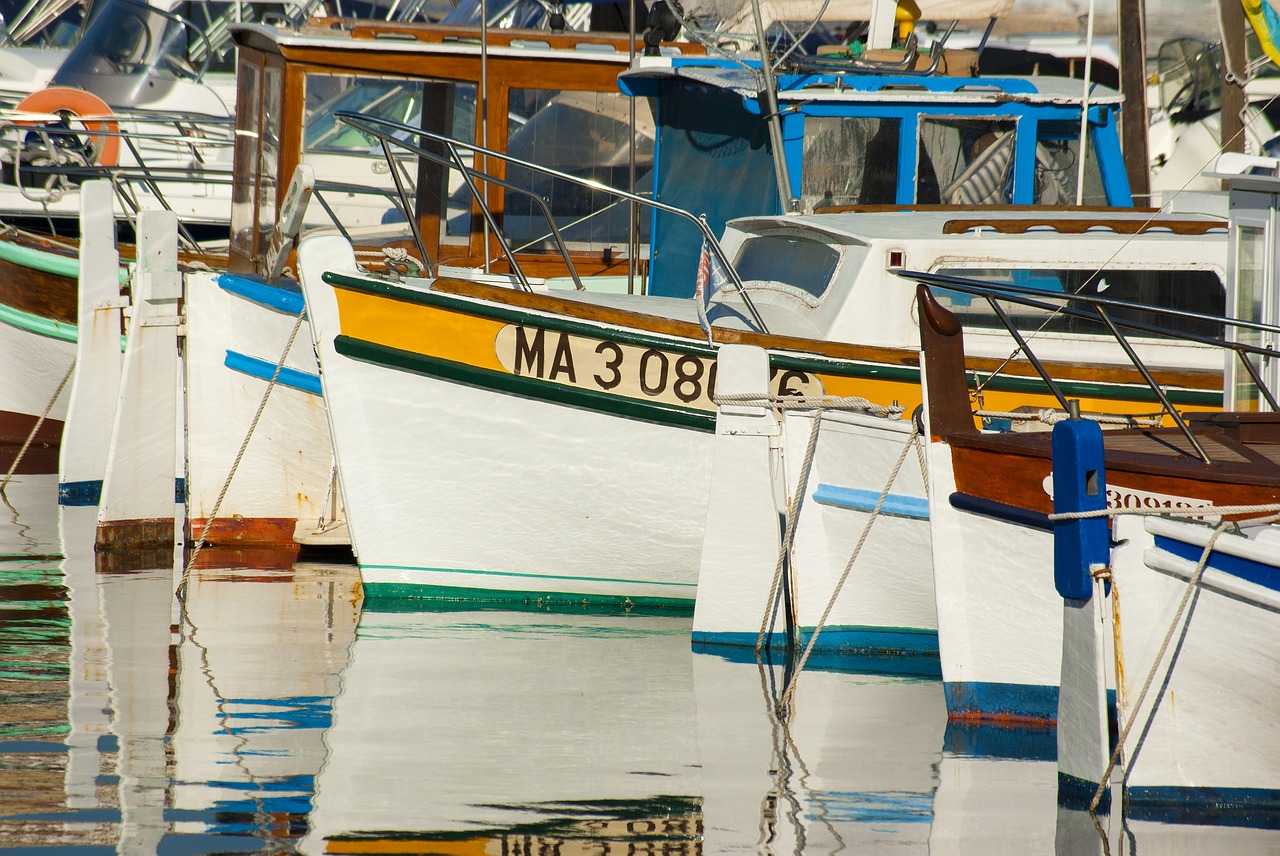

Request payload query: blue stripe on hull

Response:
[224,351,323,396]
[59,480,102,506]
[1059,772,1112,812]
[216,273,305,315]
[949,492,1053,532]
[1126,787,1280,828]
[812,484,930,520]
[701,624,942,660]
[944,681,1059,724]
[943,718,1056,761]
[59,478,185,507]
[1154,534,1280,594]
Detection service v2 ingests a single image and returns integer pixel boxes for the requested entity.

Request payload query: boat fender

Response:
[13,87,121,168]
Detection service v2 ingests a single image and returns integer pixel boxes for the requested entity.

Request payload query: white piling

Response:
[692,344,784,648]
[96,210,183,555]
[58,180,124,507]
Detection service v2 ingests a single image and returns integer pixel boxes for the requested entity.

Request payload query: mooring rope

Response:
[713,391,904,420]
[0,359,74,493]
[975,409,1164,427]
[755,404,827,652]
[1050,503,1280,521]
[177,308,308,600]
[777,424,922,712]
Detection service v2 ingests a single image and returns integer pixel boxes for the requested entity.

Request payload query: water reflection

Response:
[0,477,1276,852]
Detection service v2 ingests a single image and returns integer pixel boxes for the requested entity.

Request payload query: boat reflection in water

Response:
[0,487,1278,851]
[305,606,945,853]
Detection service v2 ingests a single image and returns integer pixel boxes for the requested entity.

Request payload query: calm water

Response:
[0,474,1278,853]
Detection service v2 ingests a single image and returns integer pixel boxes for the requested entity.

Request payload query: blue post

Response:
[1052,418,1109,600]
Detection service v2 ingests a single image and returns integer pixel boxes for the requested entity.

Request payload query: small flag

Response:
[694,237,731,343]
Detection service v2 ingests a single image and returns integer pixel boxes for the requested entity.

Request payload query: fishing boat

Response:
[296,92,1236,614]
[911,152,1280,724]
[1045,154,1280,820]
[1052,416,1280,820]
[40,14,688,558]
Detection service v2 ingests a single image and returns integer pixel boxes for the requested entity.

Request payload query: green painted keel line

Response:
[361,581,695,615]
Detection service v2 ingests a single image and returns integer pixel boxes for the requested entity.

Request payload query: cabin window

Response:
[1033,122,1108,206]
[229,55,281,267]
[932,266,1225,339]
[257,62,283,252]
[230,60,262,260]
[500,89,654,250]
[802,116,900,211]
[917,117,1016,205]
[301,74,476,246]
[734,233,841,300]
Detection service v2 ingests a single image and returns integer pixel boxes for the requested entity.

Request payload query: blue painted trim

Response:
[216,273,305,316]
[948,491,1052,531]
[59,478,184,507]
[943,719,1056,762]
[1126,788,1280,828]
[59,480,102,507]
[692,625,938,658]
[693,638,941,676]
[1155,534,1280,594]
[944,680,1059,724]
[1059,771,1111,813]
[812,483,929,520]
[223,351,323,396]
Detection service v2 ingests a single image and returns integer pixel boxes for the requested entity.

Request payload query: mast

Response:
[750,0,797,213]
[1220,0,1247,163]
[1118,0,1150,203]
[1074,0,1097,205]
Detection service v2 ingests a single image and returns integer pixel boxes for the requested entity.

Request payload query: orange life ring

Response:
[13,86,120,167]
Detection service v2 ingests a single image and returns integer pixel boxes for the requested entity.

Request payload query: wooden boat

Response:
[296,102,1231,614]
[25,15,689,556]
[916,152,1280,724]
[1052,416,1280,819]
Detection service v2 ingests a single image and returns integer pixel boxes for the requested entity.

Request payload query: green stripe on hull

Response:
[335,334,716,430]
[325,272,1223,408]
[361,581,695,615]
[0,301,79,343]
[0,238,129,282]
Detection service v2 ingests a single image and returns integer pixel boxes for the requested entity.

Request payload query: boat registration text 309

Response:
[495,324,822,410]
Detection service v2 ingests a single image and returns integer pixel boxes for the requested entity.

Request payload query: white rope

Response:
[713,391,904,419]
[975,409,1164,427]
[1050,503,1280,521]
[756,405,826,650]
[0,359,74,492]
[178,308,308,599]
[1086,513,1280,813]
[777,424,922,711]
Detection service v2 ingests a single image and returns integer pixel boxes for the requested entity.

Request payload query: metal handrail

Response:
[900,268,1280,465]
[333,109,771,333]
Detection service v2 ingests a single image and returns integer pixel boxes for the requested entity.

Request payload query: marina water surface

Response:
[0,474,1276,853]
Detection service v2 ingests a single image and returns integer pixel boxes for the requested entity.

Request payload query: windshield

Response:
[50,0,309,108]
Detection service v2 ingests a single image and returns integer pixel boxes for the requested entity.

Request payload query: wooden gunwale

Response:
[430,275,1221,391]
[918,283,1280,517]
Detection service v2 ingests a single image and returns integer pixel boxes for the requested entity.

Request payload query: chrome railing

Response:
[333,109,771,333]
[902,268,1280,465]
